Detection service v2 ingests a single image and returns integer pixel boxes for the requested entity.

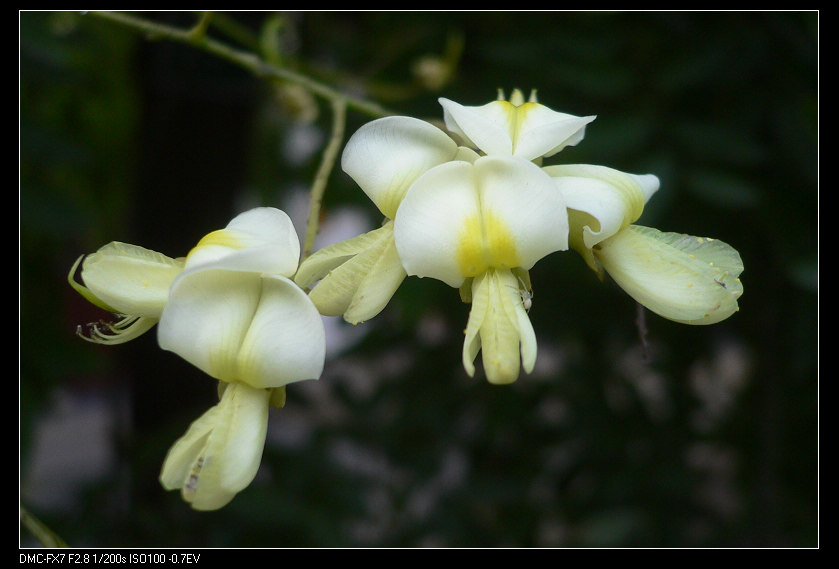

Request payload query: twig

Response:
[86,11,396,119]
[301,98,347,262]
[20,507,68,548]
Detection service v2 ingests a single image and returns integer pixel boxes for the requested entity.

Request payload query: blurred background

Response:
[20,11,817,547]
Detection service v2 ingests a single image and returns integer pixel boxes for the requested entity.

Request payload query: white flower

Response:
[545,164,744,324]
[439,88,595,160]
[71,207,327,509]
[297,90,591,327]
[295,115,472,324]
[158,207,325,389]
[394,155,567,384]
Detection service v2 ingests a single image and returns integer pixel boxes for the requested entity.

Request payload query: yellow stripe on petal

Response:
[455,212,521,277]
[185,208,301,276]
[192,228,242,251]
[186,229,245,268]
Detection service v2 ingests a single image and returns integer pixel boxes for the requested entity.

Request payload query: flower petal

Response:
[462,269,536,384]
[294,227,383,291]
[595,225,744,325]
[302,222,407,324]
[472,156,569,268]
[462,272,490,378]
[512,104,596,160]
[186,207,300,277]
[545,164,659,275]
[440,97,513,155]
[341,116,459,219]
[80,242,184,318]
[158,268,325,388]
[343,234,406,325]
[544,164,659,249]
[394,155,567,288]
[439,97,595,160]
[159,381,270,510]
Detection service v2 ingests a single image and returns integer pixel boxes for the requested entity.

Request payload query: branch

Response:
[301,97,347,262]
[86,11,397,119]
[20,507,68,548]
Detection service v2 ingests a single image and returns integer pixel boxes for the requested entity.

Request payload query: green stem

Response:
[20,507,68,548]
[86,11,396,119]
[186,11,213,43]
[301,98,347,262]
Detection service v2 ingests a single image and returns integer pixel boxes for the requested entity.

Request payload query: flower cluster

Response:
[69,89,743,509]
[297,89,743,384]
[71,208,325,510]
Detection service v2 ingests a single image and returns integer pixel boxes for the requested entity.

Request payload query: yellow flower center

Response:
[456,211,521,277]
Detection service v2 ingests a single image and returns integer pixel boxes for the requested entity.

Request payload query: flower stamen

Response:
[76,315,157,345]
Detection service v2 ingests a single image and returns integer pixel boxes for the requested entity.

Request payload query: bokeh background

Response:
[20,11,817,547]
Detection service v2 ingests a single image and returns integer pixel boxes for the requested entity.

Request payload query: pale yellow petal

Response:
[462,271,490,377]
[478,270,524,384]
[595,225,744,325]
[159,382,270,511]
[303,222,406,323]
[462,270,536,384]
[80,242,184,318]
[343,235,407,325]
[294,225,389,290]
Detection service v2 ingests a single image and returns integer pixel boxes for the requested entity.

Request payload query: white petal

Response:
[81,242,184,318]
[544,164,659,249]
[159,382,270,511]
[440,97,595,160]
[236,274,326,387]
[473,156,568,267]
[341,116,459,219]
[158,268,325,388]
[440,97,514,155]
[394,160,481,288]
[512,104,596,159]
[595,225,744,325]
[185,207,300,277]
[394,156,567,288]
